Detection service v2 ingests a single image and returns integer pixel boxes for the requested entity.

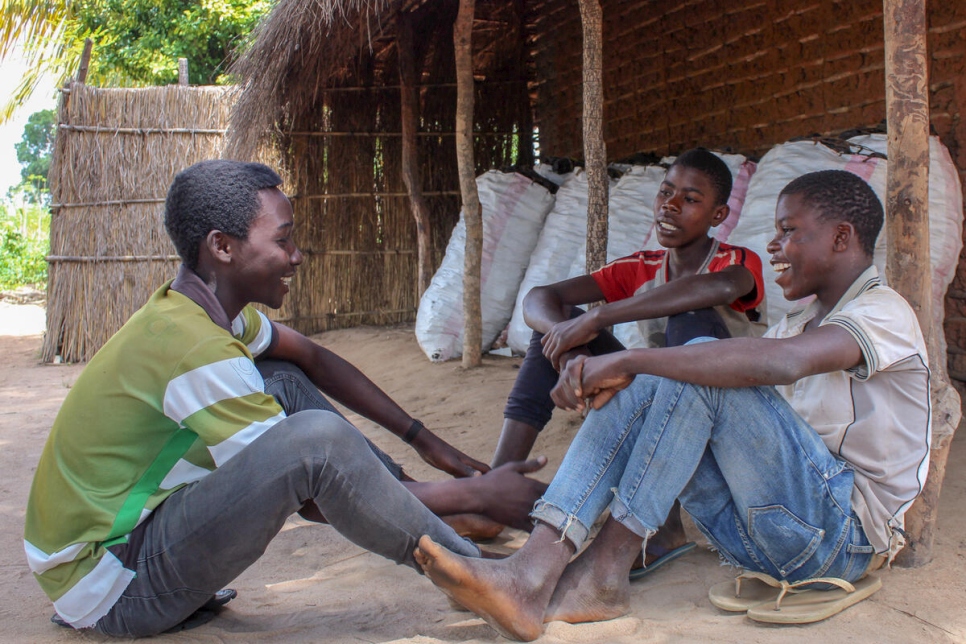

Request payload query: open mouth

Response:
[771,262,790,273]
[657,221,680,233]
[281,276,293,287]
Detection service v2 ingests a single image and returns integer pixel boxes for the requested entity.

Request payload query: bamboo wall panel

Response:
[43,85,236,363]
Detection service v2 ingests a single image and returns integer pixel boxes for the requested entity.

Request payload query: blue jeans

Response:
[531,351,875,583]
[504,307,731,431]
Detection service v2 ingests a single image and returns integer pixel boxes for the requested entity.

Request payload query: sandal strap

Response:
[735,570,856,610]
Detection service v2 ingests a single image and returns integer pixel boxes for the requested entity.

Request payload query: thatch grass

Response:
[42,84,236,363]
[225,0,533,339]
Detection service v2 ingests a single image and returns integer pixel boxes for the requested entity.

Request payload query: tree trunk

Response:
[455,0,482,368]
[578,0,608,273]
[883,0,961,567]
[397,12,433,299]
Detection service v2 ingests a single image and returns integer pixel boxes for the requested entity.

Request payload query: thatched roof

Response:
[225,0,529,162]
[227,0,403,160]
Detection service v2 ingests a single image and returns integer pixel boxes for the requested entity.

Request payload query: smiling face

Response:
[767,193,840,302]
[229,187,302,310]
[653,165,729,249]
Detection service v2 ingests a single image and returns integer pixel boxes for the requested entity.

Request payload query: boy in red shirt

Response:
[493,148,765,574]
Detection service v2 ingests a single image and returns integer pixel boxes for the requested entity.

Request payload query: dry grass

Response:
[43,84,236,363]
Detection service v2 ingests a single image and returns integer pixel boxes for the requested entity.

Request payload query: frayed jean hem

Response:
[530,500,591,551]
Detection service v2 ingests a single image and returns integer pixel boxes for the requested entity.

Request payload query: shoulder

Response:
[711,242,763,270]
[825,284,927,376]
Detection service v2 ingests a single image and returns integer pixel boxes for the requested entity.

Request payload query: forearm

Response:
[521,289,571,334]
[300,349,414,437]
[617,339,804,388]
[593,271,748,328]
[402,478,480,517]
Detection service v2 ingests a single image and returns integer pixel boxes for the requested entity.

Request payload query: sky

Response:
[0,49,58,197]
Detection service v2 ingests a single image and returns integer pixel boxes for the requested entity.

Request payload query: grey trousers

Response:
[93,362,477,637]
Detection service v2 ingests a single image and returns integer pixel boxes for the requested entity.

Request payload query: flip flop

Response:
[746,575,882,624]
[709,572,800,612]
[629,541,696,581]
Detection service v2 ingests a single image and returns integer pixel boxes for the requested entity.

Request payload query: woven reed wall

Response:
[43,85,236,363]
[268,1,532,337]
[526,0,966,389]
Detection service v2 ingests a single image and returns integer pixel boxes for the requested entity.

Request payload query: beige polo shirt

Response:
[765,266,931,555]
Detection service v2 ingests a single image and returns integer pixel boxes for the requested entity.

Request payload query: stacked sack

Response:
[415,169,557,362]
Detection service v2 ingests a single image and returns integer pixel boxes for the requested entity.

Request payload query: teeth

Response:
[658,221,679,232]
[772,263,790,273]
[281,277,292,286]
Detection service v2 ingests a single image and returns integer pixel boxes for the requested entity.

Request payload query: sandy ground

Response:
[2,301,965,643]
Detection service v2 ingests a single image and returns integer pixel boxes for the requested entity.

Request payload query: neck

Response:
[811,258,872,321]
[666,235,715,278]
[193,264,244,322]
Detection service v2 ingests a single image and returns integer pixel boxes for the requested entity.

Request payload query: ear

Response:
[205,230,233,266]
[709,204,730,228]
[832,222,855,252]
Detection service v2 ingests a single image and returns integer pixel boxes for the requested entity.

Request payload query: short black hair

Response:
[670,148,733,206]
[164,160,283,269]
[779,170,883,256]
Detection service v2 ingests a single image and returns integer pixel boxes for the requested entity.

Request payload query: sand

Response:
[2,301,965,643]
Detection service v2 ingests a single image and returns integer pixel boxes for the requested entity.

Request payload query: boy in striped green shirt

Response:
[25,160,546,636]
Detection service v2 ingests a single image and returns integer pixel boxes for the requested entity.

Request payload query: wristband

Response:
[402,418,424,444]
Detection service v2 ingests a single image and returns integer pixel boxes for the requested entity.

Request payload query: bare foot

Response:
[415,535,554,641]
[442,513,505,541]
[544,551,630,624]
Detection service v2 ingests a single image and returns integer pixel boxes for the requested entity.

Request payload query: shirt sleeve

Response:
[230,306,278,358]
[710,244,765,313]
[591,251,664,302]
[824,287,927,382]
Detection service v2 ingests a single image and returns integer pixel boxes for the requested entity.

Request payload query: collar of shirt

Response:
[170,264,233,333]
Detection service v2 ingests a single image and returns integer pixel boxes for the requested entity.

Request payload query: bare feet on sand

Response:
[544,552,630,624]
[415,535,556,641]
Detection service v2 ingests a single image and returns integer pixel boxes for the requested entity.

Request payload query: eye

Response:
[685,196,698,204]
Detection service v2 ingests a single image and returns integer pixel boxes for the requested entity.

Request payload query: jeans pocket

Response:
[748,505,823,578]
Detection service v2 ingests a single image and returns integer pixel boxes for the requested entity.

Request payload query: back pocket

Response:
[748,505,823,578]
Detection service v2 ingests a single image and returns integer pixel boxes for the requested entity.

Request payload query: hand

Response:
[473,457,549,530]
[541,315,600,370]
[411,428,490,478]
[551,354,634,412]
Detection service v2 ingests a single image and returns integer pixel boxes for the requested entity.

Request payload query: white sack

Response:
[415,170,556,362]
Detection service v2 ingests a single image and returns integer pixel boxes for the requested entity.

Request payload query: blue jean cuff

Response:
[530,500,592,551]
[610,493,659,541]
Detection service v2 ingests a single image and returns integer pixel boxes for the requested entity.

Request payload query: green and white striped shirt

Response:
[25,269,282,627]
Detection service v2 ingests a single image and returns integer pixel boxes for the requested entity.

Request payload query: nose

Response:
[291,246,304,266]
[662,193,681,211]
[766,233,780,254]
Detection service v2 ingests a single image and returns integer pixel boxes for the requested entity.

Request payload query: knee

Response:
[278,410,368,460]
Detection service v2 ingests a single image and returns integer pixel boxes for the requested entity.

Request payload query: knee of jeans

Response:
[281,410,366,460]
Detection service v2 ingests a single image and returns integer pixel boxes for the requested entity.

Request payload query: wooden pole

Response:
[76,39,93,84]
[178,58,189,86]
[883,0,961,567]
[397,12,434,300]
[455,0,482,368]
[578,0,608,273]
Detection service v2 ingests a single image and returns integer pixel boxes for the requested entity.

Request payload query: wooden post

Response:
[76,39,93,84]
[397,12,434,300]
[578,0,608,273]
[178,58,189,86]
[455,0,482,368]
[883,0,961,567]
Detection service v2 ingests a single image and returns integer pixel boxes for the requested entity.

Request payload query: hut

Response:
[222,0,966,564]
[42,0,966,561]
